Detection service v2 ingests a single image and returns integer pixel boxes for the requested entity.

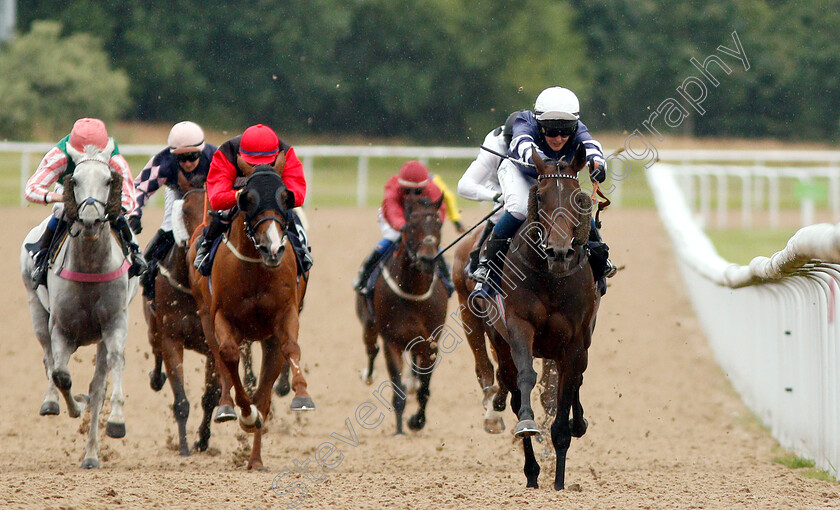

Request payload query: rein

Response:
[157,264,192,294]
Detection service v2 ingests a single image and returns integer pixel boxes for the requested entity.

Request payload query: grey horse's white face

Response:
[72,161,113,238]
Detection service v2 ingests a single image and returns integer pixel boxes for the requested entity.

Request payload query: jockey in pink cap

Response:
[24,118,146,287]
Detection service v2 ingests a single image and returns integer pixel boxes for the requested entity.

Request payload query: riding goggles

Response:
[538,119,578,138]
[175,152,201,163]
[403,188,425,196]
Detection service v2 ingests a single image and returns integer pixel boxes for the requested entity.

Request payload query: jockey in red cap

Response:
[353,160,455,296]
[24,118,146,287]
[193,124,312,277]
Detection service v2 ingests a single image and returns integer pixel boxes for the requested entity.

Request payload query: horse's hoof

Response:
[238,405,263,433]
[193,440,208,453]
[179,447,191,457]
[483,413,505,434]
[514,419,541,438]
[359,368,375,385]
[75,394,91,405]
[214,405,236,423]
[80,458,100,469]
[149,370,167,391]
[274,377,291,397]
[290,396,315,411]
[407,414,426,431]
[39,401,60,416]
[106,421,126,439]
[570,417,588,438]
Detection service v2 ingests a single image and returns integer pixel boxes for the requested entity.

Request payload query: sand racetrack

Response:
[0,204,838,510]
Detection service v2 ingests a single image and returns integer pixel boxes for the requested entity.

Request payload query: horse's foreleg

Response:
[247,337,285,472]
[81,342,109,469]
[553,346,588,491]
[195,353,221,452]
[49,331,86,418]
[523,436,541,489]
[214,313,254,424]
[160,335,190,456]
[278,310,314,411]
[407,345,434,432]
[273,358,291,397]
[382,341,406,435]
[361,322,379,385]
[506,319,539,437]
[463,309,503,433]
[29,301,59,415]
[241,342,257,398]
[103,326,127,440]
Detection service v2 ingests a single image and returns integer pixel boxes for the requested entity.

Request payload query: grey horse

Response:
[20,140,139,469]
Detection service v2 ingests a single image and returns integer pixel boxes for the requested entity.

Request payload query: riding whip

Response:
[435,204,503,259]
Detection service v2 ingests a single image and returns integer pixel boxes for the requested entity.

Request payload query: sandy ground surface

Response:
[1,204,839,510]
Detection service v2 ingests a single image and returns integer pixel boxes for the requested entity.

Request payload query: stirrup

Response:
[604,259,617,278]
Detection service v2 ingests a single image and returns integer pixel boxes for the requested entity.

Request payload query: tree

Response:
[0,20,130,139]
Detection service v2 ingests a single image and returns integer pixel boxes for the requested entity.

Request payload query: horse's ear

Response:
[277,188,295,210]
[273,150,287,174]
[106,170,123,219]
[433,195,444,210]
[176,166,191,191]
[238,189,258,215]
[237,155,256,177]
[531,145,548,175]
[571,142,587,172]
[62,174,78,222]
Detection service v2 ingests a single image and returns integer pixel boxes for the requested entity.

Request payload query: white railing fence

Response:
[649,162,840,479]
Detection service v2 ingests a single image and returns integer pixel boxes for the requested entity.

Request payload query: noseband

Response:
[402,211,440,267]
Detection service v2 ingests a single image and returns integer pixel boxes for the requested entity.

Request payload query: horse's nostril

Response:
[564,248,576,261]
[544,247,556,259]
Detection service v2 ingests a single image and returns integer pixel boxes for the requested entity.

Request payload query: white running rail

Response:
[649,163,840,479]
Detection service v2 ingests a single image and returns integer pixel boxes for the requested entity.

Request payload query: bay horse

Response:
[463,144,599,490]
[188,164,312,470]
[20,140,139,468]
[354,196,448,434]
[142,171,221,456]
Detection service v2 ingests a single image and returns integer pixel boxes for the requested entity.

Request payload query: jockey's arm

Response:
[279,147,307,208]
[24,147,68,204]
[381,177,407,231]
[574,124,606,182]
[207,151,239,211]
[110,154,138,214]
[130,153,165,220]
[458,130,503,202]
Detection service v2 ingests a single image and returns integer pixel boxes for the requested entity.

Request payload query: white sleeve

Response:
[458,130,504,202]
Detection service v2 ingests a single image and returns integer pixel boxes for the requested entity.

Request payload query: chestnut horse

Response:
[355,196,448,434]
[188,164,312,470]
[458,144,600,490]
[143,170,222,456]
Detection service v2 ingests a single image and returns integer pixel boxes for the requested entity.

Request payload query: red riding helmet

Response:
[239,124,280,165]
[397,160,429,188]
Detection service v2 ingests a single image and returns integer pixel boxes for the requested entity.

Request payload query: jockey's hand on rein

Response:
[128,215,142,235]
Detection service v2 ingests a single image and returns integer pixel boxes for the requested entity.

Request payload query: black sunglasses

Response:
[539,119,578,138]
[403,188,424,196]
[175,152,200,163]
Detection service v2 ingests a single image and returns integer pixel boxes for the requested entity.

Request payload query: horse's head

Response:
[402,195,444,273]
[527,143,592,272]
[237,164,294,267]
[63,139,122,239]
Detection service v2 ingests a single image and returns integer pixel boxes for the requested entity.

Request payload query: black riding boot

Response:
[470,235,511,299]
[436,256,455,297]
[588,220,616,279]
[194,213,228,277]
[113,216,147,278]
[141,229,175,300]
[467,220,495,275]
[29,224,58,287]
[354,249,385,294]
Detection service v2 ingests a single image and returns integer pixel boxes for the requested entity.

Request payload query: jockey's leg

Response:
[470,212,522,299]
[353,238,394,294]
[194,212,229,276]
[436,255,455,297]
[588,216,616,278]
[468,220,496,274]
[29,215,61,287]
[112,215,147,278]
[285,209,313,273]
[141,229,175,299]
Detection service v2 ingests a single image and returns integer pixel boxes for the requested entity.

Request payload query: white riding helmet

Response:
[534,87,580,121]
[168,121,206,153]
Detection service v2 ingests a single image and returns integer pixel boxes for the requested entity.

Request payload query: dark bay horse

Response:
[465,144,600,490]
[188,164,312,470]
[355,196,448,434]
[142,171,221,456]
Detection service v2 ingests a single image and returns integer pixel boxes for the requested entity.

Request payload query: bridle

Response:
[401,211,441,268]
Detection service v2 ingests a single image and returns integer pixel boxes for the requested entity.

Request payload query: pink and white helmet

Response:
[68,118,109,152]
